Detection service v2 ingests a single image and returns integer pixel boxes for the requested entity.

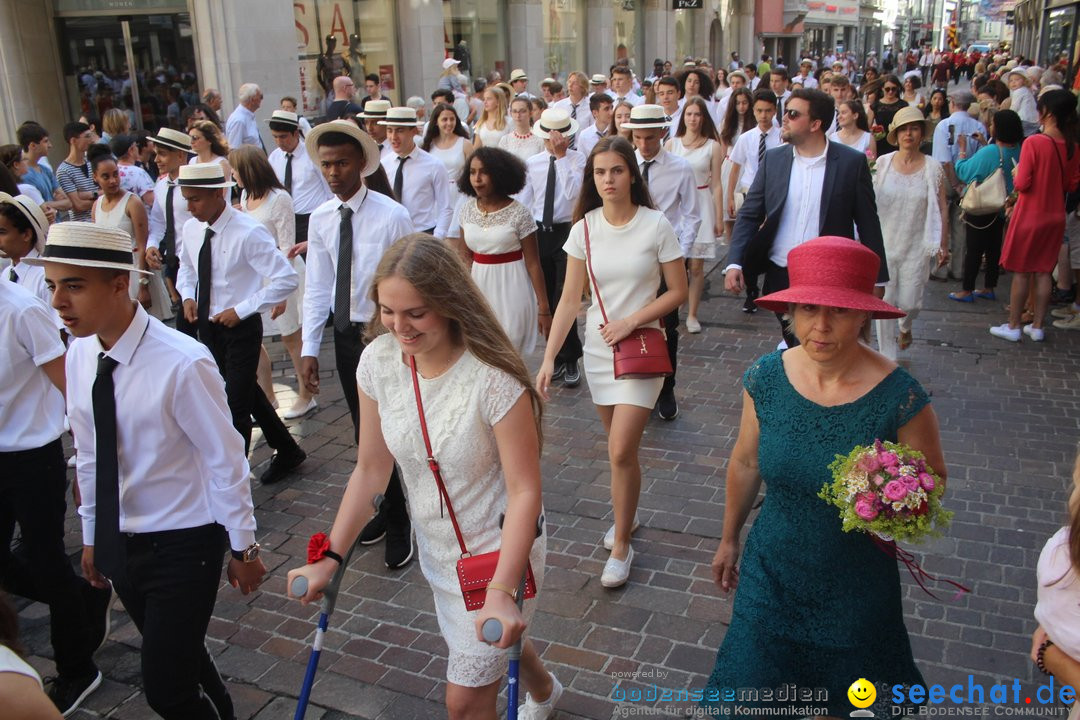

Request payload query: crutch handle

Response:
[290,575,309,598]
[481,618,503,644]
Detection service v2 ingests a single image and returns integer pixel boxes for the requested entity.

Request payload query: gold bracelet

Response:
[487,581,518,600]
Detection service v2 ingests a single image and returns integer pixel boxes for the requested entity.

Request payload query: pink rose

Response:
[919,473,936,491]
[884,480,908,502]
[855,499,879,520]
[859,492,878,504]
[872,474,885,486]
[878,451,899,467]
[901,475,920,492]
[857,454,882,473]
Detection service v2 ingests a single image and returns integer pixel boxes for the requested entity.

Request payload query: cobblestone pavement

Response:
[17,259,1080,719]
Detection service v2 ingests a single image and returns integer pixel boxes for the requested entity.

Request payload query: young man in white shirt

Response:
[795,59,818,89]
[300,120,416,568]
[359,99,393,160]
[31,222,266,720]
[552,71,593,130]
[769,68,792,120]
[607,66,642,107]
[654,77,684,138]
[175,163,306,484]
[267,110,332,249]
[379,107,453,238]
[629,105,700,421]
[0,279,112,716]
[576,94,614,158]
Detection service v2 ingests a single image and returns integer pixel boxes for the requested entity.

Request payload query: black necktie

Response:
[283,153,293,194]
[394,156,409,203]
[93,353,122,578]
[197,227,214,340]
[162,183,176,256]
[642,160,654,184]
[8,267,16,282]
[542,155,556,230]
[334,205,354,333]
[758,132,767,165]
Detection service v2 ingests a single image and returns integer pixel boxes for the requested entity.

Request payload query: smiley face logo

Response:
[848,678,877,709]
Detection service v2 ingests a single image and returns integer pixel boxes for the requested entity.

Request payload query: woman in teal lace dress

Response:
[706,237,948,717]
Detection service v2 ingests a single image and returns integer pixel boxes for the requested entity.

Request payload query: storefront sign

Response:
[55,0,184,12]
[672,0,703,8]
[805,0,857,23]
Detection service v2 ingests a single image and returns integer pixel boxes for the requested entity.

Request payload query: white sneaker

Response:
[602,515,640,550]
[1053,312,1080,330]
[520,672,563,720]
[282,396,318,419]
[1022,324,1045,342]
[601,545,634,588]
[989,323,1021,342]
[686,317,702,333]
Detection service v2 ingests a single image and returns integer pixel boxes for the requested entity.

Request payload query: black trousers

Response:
[962,213,1003,292]
[536,223,583,366]
[201,315,297,455]
[111,524,232,720]
[333,322,407,524]
[295,214,310,262]
[658,277,679,395]
[763,262,799,348]
[0,439,98,679]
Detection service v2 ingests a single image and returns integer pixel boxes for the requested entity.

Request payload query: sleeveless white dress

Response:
[429,136,467,220]
[356,333,546,688]
[94,192,172,321]
[563,207,683,408]
[498,132,545,163]
[828,129,874,157]
[668,138,718,258]
[475,123,509,149]
[241,188,306,337]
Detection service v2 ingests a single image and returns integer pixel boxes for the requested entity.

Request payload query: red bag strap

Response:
[409,355,471,557]
[581,218,609,326]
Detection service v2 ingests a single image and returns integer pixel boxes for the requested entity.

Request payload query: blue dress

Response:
[705,352,930,717]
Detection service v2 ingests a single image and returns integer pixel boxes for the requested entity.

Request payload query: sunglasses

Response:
[883,86,899,93]
[784,108,805,120]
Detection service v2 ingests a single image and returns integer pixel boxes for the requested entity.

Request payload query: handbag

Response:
[583,219,673,380]
[408,356,536,611]
[960,144,1007,216]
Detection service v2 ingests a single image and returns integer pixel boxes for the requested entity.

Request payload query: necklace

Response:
[476,197,508,215]
[414,346,463,379]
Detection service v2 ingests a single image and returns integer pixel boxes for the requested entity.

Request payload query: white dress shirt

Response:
[517,149,587,225]
[771,143,829,267]
[225,104,263,149]
[301,187,414,357]
[730,126,784,191]
[67,304,257,552]
[606,91,643,107]
[576,125,608,159]
[268,141,332,215]
[380,146,453,238]
[795,73,818,89]
[147,176,193,250]
[8,249,51,308]
[0,281,65,451]
[176,205,298,319]
[552,96,594,130]
[635,147,701,254]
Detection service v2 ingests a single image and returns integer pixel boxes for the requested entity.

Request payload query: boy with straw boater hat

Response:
[266,109,332,249]
[379,106,453,238]
[25,222,266,719]
[144,127,197,328]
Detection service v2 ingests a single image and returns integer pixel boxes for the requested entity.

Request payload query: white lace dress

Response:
[356,333,547,687]
[241,188,306,337]
[452,198,540,354]
[668,138,718,258]
[498,131,545,163]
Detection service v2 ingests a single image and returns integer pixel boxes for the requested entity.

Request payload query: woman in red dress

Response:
[991,89,1080,343]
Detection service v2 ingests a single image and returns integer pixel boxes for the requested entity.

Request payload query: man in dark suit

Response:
[724,88,888,347]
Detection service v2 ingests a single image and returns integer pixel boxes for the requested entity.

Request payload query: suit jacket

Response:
[728,140,889,283]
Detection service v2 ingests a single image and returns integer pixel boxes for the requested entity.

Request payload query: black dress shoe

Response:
[656,390,679,421]
[357,510,387,545]
[385,519,414,569]
[258,447,306,484]
[48,670,102,716]
[563,361,581,388]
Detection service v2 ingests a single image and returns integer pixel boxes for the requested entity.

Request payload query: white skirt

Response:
[261,255,306,337]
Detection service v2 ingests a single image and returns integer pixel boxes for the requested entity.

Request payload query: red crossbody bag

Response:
[582,218,673,380]
[408,356,537,611]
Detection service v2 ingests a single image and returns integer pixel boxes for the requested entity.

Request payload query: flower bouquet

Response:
[871,124,886,141]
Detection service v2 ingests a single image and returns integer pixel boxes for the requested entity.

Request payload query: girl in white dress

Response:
[288,234,561,720]
[188,120,232,201]
[873,109,948,359]
[230,145,314,419]
[449,147,550,354]
[828,100,877,161]
[90,154,172,320]
[667,97,724,333]
[472,86,509,148]
[537,136,687,588]
[499,97,545,162]
[422,103,474,222]
[718,88,754,239]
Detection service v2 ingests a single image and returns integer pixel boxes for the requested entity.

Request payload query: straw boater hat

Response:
[729,70,749,84]
[625,104,671,130]
[0,192,49,253]
[509,68,528,83]
[886,106,930,146]
[755,237,903,319]
[22,222,151,274]
[358,99,391,121]
[541,77,556,88]
[267,110,300,130]
[377,107,425,128]
[303,119,382,177]
[149,127,195,154]
[532,108,579,140]
[178,162,236,189]
[590,74,607,85]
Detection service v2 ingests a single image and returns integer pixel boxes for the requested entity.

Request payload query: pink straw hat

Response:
[755,236,905,319]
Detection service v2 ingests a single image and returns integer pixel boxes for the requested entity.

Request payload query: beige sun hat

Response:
[532,108,579,139]
[625,104,671,130]
[357,99,392,121]
[886,105,930,146]
[509,68,528,83]
[149,127,195,154]
[22,222,150,274]
[377,107,425,128]
[177,162,237,189]
[590,74,607,85]
[304,119,382,177]
[0,192,49,252]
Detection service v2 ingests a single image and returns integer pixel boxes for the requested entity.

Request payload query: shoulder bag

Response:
[408,356,536,611]
[583,218,673,380]
[959,144,1007,217]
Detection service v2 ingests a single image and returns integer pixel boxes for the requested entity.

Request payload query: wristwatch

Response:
[231,542,260,562]
[138,277,151,286]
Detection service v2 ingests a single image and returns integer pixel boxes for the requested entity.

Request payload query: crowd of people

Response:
[2,43,1080,720]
